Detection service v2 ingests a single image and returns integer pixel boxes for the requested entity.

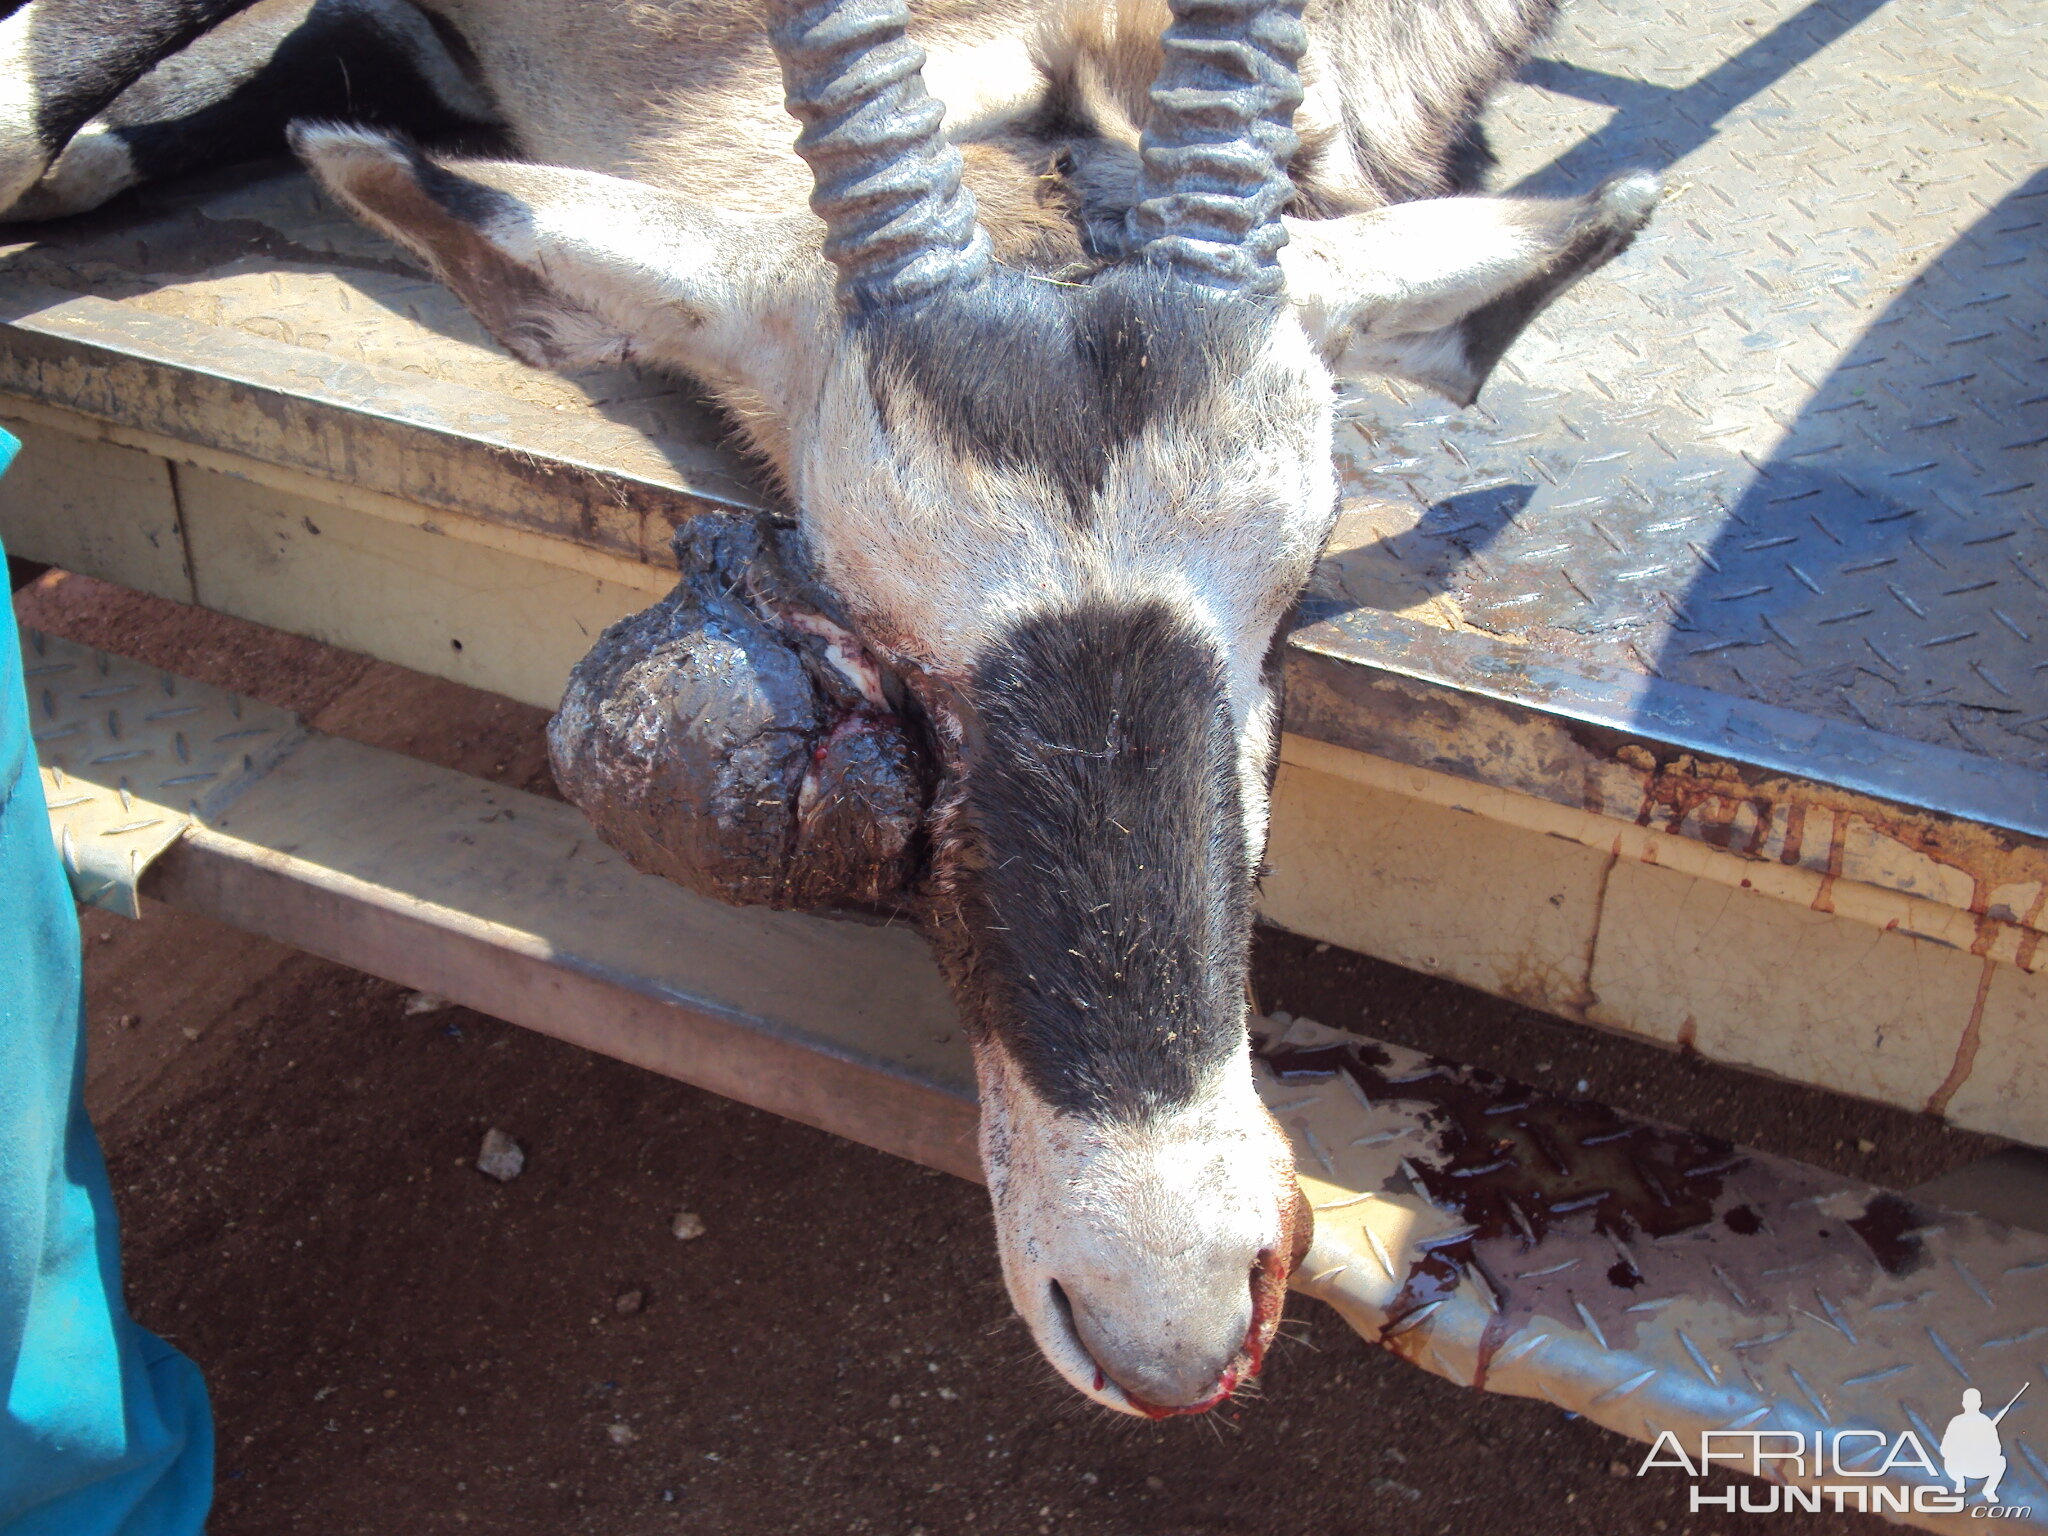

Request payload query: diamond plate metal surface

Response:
[1317,0,2048,770]
[0,168,736,455]
[23,626,301,915]
[1264,1016,2048,1532]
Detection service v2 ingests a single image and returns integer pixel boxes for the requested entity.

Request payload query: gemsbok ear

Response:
[1282,173,1660,405]
[289,122,819,395]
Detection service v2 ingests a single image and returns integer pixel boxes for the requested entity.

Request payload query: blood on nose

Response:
[1058,1269,1260,1415]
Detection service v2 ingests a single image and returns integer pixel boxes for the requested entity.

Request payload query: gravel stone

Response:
[477,1129,525,1182]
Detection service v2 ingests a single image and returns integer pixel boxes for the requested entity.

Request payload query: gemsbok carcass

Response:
[0,0,1657,1416]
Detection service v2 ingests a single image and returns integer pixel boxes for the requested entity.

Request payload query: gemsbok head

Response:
[283,0,1656,1416]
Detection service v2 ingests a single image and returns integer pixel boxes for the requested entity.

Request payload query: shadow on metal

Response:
[1308,0,2048,806]
[1323,481,1537,609]
[1511,0,1893,195]
[1654,165,2048,764]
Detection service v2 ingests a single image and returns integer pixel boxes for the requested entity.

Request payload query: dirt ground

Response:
[14,567,2004,1536]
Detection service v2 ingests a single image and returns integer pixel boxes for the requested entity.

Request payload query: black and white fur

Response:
[0,0,1658,1416]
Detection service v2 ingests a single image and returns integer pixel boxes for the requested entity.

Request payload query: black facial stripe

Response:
[962,601,1252,1119]
[862,264,1269,520]
[113,5,485,185]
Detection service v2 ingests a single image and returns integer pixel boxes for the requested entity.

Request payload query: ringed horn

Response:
[1129,0,1308,295]
[766,0,993,311]
[765,0,1309,305]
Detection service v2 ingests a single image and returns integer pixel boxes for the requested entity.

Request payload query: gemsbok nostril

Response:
[1046,1277,1078,1336]
[1045,1277,1116,1396]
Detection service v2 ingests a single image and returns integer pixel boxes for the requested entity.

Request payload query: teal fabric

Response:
[1,428,215,1535]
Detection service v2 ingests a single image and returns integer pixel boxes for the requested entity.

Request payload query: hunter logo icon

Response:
[1942,1384,2027,1504]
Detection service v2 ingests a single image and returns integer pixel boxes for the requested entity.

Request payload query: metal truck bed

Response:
[1,0,2043,1145]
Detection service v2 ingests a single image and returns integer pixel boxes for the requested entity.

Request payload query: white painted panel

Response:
[178,465,651,710]
[1588,858,1983,1119]
[1945,962,2048,1146]
[0,414,193,600]
[1262,757,1610,1018]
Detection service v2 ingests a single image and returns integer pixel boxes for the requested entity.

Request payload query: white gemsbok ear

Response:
[1281,172,1660,405]
[290,122,820,400]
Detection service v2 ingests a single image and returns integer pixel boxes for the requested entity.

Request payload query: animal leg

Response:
[1293,0,1562,210]
[4,0,495,221]
[0,0,272,212]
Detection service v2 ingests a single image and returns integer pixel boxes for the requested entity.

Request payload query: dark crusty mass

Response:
[548,514,927,913]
